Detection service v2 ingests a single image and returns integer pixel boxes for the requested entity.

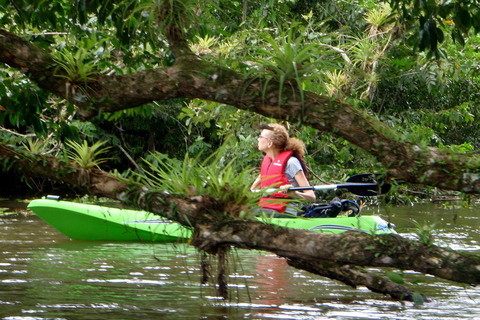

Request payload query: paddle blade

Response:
[345,174,391,196]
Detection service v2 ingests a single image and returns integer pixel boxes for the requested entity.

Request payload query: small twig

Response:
[9,0,24,29]
[117,144,142,173]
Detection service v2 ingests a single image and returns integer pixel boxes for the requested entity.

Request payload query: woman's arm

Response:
[250,174,261,191]
[292,170,316,201]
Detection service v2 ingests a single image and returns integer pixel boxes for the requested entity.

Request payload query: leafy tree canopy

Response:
[1,0,480,184]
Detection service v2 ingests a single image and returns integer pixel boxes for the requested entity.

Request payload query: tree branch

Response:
[1,28,480,193]
[1,142,478,301]
[286,259,428,302]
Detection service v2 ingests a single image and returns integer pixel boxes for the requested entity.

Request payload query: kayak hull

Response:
[28,199,190,242]
[27,199,395,242]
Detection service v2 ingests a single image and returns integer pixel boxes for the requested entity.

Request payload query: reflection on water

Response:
[1,203,480,319]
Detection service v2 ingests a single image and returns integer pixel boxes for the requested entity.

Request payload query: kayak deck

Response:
[27,198,395,242]
[28,199,191,242]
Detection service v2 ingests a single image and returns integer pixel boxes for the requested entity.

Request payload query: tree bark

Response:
[1,28,480,193]
[286,260,427,302]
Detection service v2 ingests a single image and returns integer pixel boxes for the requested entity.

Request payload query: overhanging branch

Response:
[2,27,480,192]
[2,142,480,287]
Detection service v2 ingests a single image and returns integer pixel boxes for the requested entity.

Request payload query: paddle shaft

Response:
[263,174,391,196]
[265,183,380,193]
[285,183,381,192]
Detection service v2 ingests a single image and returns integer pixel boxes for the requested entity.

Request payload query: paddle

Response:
[265,173,391,197]
[345,173,391,196]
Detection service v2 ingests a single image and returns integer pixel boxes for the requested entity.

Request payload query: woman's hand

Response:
[278,184,299,198]
[278,185,314,200]
[278,184,293,193]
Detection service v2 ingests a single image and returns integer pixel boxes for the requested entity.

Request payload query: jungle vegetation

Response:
[2,0,480,303]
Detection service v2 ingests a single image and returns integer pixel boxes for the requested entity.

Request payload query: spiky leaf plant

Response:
[139,145,259,218]
[245,23,333,113]
[55,48,98,85]
[65,139,111,169]
[189,35,217,55]
[410,220,438,246]
[22,138,49,154]
[325,70,351,97]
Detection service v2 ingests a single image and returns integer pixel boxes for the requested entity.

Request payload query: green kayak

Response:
[27,198,396,242]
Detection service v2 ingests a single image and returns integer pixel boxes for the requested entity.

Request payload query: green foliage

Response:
[371,75,480,149]
[22,138,50,154]
[410,220,438,246]
[2,0,480,200]
[385,0,480,57]
[153,0,197,34]
[440,142,474,153]
[179,99,258,135]
[0,70,49,136]
[189,35,217,55]
[289,0,368,31]
[411,292,426,305]
[386,270,404,284]
[53,31,110,86]
[55,48,98,85]
[138,142,259,216]
[65,139,111,169]
[245,23,332,109]
[324,70,350,97]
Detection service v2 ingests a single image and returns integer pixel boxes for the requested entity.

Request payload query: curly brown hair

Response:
[260,123,306,156]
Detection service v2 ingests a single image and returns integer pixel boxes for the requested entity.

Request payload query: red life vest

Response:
[259,151,294,213]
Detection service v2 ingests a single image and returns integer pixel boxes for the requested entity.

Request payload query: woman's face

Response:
[257,129,272,152]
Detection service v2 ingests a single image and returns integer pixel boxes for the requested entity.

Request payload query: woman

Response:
[250,123,315,215]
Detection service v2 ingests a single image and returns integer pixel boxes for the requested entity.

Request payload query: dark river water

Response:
[1,200,480,319]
